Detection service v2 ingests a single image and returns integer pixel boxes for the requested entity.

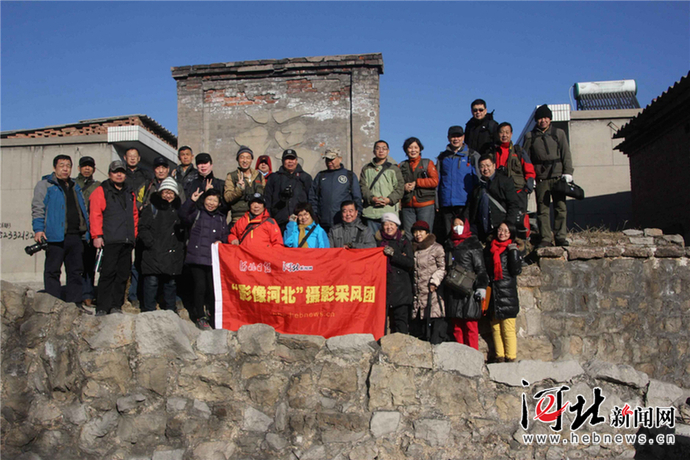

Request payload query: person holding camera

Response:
[224,146,265,227]
[399,137,439,239]
[264,149,313,232]
[31,154,90,311]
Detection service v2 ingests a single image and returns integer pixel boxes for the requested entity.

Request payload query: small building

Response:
[0,115,177,283]
[614,72,690,242]
[172,53,384,179]
[517,81,642,231]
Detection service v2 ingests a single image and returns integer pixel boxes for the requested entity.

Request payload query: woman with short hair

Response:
[283,202,329,248]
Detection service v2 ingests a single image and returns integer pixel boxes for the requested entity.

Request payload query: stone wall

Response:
[173,54,383,179]
[498,229,690,389]
[2,282,689,460]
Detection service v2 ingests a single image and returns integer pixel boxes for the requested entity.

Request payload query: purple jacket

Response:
[179,198,229,266]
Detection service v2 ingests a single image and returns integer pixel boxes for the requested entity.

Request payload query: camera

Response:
[280,185,294,200]
[25,240,48,256]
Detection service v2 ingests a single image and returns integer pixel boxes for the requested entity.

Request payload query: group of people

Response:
[31,99,574,359]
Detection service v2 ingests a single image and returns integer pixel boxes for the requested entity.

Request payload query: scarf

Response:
[298,219,314,248]
[496,142,511,168]
[490,238,512,280]
[380,229,403,273]
[450,218,472,247]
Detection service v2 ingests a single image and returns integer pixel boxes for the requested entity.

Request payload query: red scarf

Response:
[496,142,511,168]
[490,238,512,280]
[450,218,472,247]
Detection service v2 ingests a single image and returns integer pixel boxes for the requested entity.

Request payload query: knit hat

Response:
[381,212,401,227]
[158,177,179,195]
[236,145,254,160]
[534,104,553,121]
[411,220,430,233]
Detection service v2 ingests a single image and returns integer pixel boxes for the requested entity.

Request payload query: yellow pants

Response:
[491,317,517,360]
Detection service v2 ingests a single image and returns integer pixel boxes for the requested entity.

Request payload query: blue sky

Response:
[2,1,688,163]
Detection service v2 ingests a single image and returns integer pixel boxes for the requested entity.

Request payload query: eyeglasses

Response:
[472,108,486,113]
[374,147,389,152]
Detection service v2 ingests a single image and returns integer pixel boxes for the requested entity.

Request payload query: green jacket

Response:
[523,125,574,181]
[75,174,101,210]
[359,158,404,220]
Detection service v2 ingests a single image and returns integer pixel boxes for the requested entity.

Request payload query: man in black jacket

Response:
[465,99,499,155]
[124,148,152,193]
[468,154,520,242]
[264,149,313,231]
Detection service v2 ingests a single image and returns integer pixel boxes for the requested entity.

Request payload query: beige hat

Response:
[323,148,342,160]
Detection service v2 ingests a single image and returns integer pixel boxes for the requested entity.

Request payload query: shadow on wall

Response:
[567,191,632,231]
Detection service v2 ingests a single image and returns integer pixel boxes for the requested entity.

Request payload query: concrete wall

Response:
[174,55,383,180]
[0,137,115,282]
[565,109,640,230]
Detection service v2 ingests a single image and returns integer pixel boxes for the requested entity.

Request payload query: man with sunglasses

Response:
[465,98,499,155]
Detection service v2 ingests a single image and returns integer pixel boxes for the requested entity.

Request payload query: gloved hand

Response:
[383,246,394,256]
[526,177,535,193]
[562,174,573,183]
[475,288,486,300]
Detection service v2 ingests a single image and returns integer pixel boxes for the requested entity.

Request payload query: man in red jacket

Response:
[89,160,139,315]
[229,194,283,249]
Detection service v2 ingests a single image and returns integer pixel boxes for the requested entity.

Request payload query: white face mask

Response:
[454,224,464,235]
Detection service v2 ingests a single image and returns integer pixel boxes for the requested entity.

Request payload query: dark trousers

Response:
[142,274,177,312]
[97,243,133,314]
[536,177,567,243]
[81,240,97,301]
[188,264,214,326]
[44,234,84,303]
[388,304,410,334]
[410,317,448,345]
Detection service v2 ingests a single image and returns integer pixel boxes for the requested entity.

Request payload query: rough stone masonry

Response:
[1,273,689,459]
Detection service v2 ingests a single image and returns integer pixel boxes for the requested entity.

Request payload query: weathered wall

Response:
[0,139,114,283]
[567,110,639,230]
[1,285,689,460]
[173,54,383,180]
[491,229,690,388]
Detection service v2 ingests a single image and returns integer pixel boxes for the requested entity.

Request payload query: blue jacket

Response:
[309,166,363,228]
[283,221,329,248]
[32,173,89,242]
[437,144,480,207]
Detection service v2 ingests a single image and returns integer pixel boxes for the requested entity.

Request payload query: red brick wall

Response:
[5,117,146,139]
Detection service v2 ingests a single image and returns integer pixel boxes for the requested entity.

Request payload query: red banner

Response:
[212,244,387,339]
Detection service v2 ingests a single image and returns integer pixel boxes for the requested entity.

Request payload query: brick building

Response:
[172,53,384,178]
[0,115,177,282]
[614,72,690,242]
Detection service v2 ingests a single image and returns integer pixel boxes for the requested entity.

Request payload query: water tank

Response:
[574,80,637,97]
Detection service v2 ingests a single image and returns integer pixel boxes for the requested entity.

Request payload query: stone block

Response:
[31,292,61,314]
[79,349,132,391]
[368,364,417,409]
[488,360,584,386]
[196,329,230,355]
[370,411,400,437]
[116,393,146,413]
[658,234,685,246]
[623,229,643,236]
[116,413,166,443]
[413,419,450,446]
[135,310,198,360]
[646,379,688,408]
[81,314,134,349]
[644,228,663,237]
[317,412,369,443]
[604,246,624,257]
[78,410,119,452]
[537,247,565,258]
[567,247,605,260]
[152,450,185,460]
[432,342,484,377]
[243,406,273,432]
[193,441,236,460]
[622,246,654,257]
[655,246,685,258]
[629,237,655,246]
[584,360,649,389]
[266,433,288,451]
[325,333,377,356]
[246,374,288,407]
[1,281,27,321]
[137,357,170,396]
[318,361,359,395]
[237,323,276,356]
[379,333,432,369]
[166,397,188,412]
[276,333,325,362]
